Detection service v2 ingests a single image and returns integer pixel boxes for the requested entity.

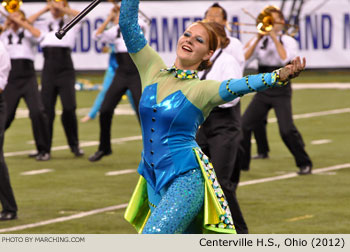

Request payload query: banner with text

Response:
[11,0,350,70]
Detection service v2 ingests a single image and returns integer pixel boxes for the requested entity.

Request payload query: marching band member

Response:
[29,0,84,158]
[241,5,313,175]
[0,39,18,221]
[197,3,248,233]
[0,7,51,161]
[204,2,245,72]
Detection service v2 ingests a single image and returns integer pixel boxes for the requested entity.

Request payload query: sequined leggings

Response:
[142,168,204,234]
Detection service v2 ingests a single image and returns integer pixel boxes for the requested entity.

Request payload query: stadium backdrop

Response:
[2,0,349,70]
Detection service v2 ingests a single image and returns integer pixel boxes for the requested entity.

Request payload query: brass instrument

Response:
[256,10,274,34]
[229,6,299,36]
[2,0,22,13]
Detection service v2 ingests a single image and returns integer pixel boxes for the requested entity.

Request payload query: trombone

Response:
[228,7,299,37]
[0,0,23,20]
[2,0,22,13]
[0,0,23,33]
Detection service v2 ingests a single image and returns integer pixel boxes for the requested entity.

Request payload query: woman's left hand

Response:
[279,56,306,81]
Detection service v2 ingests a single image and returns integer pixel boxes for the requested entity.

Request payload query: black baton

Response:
[56,0,102,39]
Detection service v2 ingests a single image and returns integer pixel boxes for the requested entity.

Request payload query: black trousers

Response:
[4,59,50,153]
[196,104,248,234]
[252,115,269,155]
[98,53,141,153]
[241,92,312,170]
[41,47,79,151]
[0,93,18,213]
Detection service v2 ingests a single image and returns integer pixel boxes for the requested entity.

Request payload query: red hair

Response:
[194,21,218,71]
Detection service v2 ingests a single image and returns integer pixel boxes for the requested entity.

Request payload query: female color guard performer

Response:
[119,0,306,234]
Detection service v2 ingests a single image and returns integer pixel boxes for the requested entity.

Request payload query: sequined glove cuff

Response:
[271,68,289,86]
[119,0,147,53]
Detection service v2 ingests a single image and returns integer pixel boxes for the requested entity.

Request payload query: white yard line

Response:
[292,83,350,89]
[105,169,137,176]
[286,215,314,222]
[0,163,349,233]
[311,139,332,145]
[12,83,350,119]
[4,136,142,157]
[15,104,135,119]
[21,169,54,176]
[268,108,350,123]
[5,107,350,158]
[0,204,128,233]
[239,163,350,186]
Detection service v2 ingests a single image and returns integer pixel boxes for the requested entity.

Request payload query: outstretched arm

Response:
[209,56,306,106]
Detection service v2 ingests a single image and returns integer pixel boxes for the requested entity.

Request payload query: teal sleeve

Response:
[218,72,282,102]
[119,0,147,53]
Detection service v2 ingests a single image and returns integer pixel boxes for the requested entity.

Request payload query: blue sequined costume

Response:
[120,0,284,234]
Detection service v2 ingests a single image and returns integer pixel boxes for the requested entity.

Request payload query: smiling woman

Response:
[119,0,305,234]
[175,21,218,71]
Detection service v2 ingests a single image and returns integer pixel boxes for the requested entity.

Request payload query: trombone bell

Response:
[2,0,22,13]
[256,11,274,34]
[230,6,298,37]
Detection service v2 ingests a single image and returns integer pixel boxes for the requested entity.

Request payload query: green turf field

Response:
[0,71,349,234]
